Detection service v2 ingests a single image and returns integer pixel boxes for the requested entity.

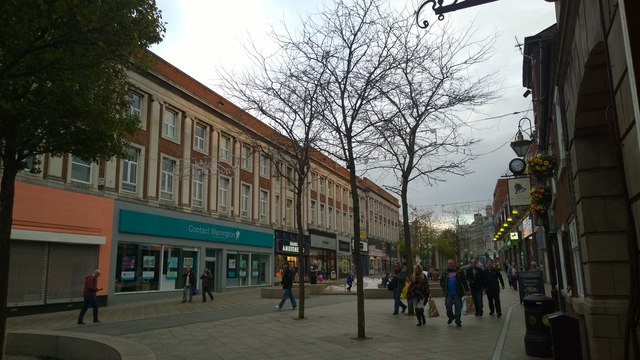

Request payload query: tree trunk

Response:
[0,159,19,360]
[349,161,365,339]
[296,173,306,319]
[401,174,414,316]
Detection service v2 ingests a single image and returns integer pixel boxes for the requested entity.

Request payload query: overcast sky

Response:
[150,0,556,224]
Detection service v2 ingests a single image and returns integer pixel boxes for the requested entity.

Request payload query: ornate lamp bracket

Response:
[416,0,500,29]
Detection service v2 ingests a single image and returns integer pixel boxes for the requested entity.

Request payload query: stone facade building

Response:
[519,1,639,358]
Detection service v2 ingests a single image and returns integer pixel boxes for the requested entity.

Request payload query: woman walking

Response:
[509,261,518,290]
[408,264,430,326]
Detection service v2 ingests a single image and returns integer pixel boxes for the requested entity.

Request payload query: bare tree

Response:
[370,18,498,297]
[219,33,329,318]
[261,0,402,338]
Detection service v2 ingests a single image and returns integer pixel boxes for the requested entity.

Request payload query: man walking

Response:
[182,265,196,303]
[466,258,485,316]
[485,259,505,317]
[276,262,297,310]
[77,269,102,325]
[440,259,468,327]
[390,262,407,315]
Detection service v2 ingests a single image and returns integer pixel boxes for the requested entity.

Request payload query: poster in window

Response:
[228,258,236,269]
[121,271,135,281]
[143,256,155,268]
[142,271,155,280]
[183,257,193,268]
[166,271,177,280]
[167,257,178,268]
[122,255,136,270]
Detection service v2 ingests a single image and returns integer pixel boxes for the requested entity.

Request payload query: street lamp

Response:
[416,0,500,29]
[510,117,534,157]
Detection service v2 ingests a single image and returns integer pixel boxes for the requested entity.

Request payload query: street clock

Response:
[509,158,526,175]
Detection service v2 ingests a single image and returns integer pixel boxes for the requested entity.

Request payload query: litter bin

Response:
[548,312,581,360]
[523,294,554,357]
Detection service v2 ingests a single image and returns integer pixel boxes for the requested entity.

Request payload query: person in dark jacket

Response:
[182,265,196,303]
[408,264,430,326]
[484,258,505,317]
[276,262,297,310]
[346,273,354,292]
[466,258,485,316]
[200,268,214,302]
[77,269,102,325]
[440,259,469,327]
[390,262,408,315]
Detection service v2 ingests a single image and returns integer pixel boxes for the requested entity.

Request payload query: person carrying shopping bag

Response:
[390,262,408,315]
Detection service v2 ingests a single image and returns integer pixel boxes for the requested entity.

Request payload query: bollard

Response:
[523,294,554,357]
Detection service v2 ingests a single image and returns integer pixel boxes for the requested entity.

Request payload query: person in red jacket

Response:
[77,269,102,325]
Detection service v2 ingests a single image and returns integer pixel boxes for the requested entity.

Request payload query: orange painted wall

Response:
[12,181,114,294]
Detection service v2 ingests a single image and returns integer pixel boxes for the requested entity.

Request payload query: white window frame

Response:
[218,176,230,214]
[70,155,92,184]
[343,212,348,233]
[163,108,179,140]
[320,177,326,194]
[192,167,205,208]
[128,92,144,129]
[286,198,293,227]
[121,147,140,193]
[310,172,317,191]
[260,154,270,178]
[310,200,317,226]
[319,204,325,227]
[194,123,207,152]
[23,155,40,174]
[328,206,333,229]
[259,189,269,222]
[275,194,281,225]
[160,157,176,201]
[241,145,252,170]
[328,180,334,197]
[286,166,294,189]
[569,219,585,298]
[219,135,231,162]
[241,183,251,218]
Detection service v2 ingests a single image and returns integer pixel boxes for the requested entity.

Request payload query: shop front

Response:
[274,229,309,280]
[8,182,113,314]
[337,236,351,279]
[113,202,273,295]
[367,245,385,275]
[309,229,336,281]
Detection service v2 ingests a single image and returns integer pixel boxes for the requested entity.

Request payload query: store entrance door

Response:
[205,258,216,292]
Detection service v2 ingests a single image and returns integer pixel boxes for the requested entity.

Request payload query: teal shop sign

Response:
[119,210,272,248]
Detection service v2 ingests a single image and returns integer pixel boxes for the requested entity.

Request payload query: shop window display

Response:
[115,243,198,293]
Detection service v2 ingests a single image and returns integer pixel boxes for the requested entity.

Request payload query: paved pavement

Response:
[5,285,551,360]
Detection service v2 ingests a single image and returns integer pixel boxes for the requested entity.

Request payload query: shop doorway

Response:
[205,255,216,292]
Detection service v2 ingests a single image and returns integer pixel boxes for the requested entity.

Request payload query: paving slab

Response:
[6,286,550,360]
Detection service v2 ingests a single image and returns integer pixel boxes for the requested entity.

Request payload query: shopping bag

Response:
[191,286,197,296]
[466,295,475,315]
[400,281,410,299]
[428,298,440,318]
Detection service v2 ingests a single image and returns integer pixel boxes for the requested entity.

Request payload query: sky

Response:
[150,0,557,224]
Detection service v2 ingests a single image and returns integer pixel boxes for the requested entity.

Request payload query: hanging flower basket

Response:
[530,185,552,214]
[527,153,555,180]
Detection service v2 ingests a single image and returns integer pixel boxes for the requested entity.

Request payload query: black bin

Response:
[523,294,554,357]
[548,312,582,360]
